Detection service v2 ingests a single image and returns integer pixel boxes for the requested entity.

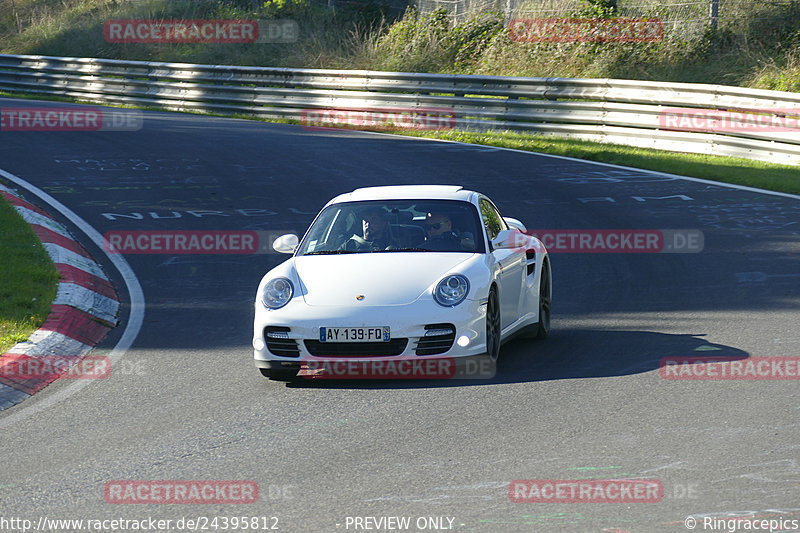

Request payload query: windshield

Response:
[296,199,485,255]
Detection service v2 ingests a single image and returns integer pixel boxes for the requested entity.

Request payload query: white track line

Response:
[0,168,145,429]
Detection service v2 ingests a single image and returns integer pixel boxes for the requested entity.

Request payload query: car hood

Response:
[294,253,477,306]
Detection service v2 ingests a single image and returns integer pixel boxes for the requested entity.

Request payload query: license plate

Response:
[320,326,390,343]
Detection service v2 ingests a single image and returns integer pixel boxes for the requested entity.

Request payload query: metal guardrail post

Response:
[709,0,720,30]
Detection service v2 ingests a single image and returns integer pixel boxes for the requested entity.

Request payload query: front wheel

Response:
[535,260,551,339]
[520,260,551,340]
[485,288,501,362]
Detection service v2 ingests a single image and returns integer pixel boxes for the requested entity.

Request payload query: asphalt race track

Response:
[1,96,799,532]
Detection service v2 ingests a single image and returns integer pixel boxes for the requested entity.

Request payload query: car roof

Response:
[328,185,477,205]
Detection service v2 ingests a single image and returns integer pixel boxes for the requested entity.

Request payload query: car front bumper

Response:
[253,296,489,367]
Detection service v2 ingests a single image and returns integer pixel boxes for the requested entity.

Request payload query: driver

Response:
[341,206,395,251]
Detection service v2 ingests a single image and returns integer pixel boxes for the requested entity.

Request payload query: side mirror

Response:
[503,217,526,232]
[273,233,299,254]
[491,229,532,251]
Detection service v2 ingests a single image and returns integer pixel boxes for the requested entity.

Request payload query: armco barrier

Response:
[1,53,799,164]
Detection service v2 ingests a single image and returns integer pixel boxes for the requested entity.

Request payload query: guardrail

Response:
[1,53,799,164]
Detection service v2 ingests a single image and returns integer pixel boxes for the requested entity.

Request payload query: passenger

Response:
[423,212,475,250]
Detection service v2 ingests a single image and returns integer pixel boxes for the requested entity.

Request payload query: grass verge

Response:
[0,191,60,354]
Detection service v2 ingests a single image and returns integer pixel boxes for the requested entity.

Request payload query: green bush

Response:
[372,9,504,73]
[1,0,800,91]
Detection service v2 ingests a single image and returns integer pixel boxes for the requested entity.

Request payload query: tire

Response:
[485,288,501,362]
[259,367,299,381]
[535,260,551,340]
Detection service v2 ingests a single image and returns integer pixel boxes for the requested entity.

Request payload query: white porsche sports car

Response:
[253,185,551,380]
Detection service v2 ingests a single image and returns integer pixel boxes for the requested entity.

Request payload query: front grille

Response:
[415,323,456,355]
[264,326,300,357]
[304,339,408,357]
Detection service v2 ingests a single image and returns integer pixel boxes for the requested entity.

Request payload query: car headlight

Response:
[433,274,469,307]
[261,277,293,309]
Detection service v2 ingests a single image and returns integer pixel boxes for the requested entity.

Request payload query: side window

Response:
[479,199,507,241]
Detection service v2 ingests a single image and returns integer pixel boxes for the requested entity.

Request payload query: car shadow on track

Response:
[277,329,749,389]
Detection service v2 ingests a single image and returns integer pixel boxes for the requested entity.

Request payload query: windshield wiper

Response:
[303,250,358,255]
[374,247,431,252]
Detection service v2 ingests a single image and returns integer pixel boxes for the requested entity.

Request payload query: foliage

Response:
[0,0,799,91]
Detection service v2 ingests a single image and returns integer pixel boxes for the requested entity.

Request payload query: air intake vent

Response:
[264,326,300,357]
[526,250,536,276]
[415,323,456,355]
[304,339,408,357]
